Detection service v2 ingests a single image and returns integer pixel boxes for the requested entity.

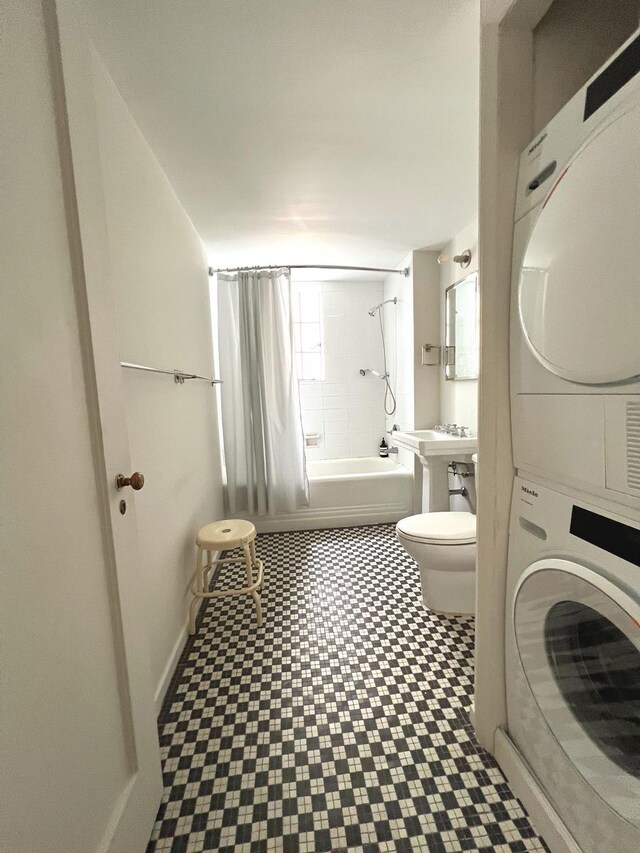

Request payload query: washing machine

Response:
[510,29,640,511]
[506,475,640,853]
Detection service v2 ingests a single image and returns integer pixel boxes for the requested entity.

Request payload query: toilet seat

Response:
[396,512,476,545]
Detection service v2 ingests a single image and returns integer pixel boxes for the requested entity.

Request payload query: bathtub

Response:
[252,456,414,533]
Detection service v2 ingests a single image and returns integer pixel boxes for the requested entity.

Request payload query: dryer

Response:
[506,475,640,853]
[510,29,640,510]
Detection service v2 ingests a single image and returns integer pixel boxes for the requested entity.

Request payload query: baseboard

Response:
[154,551,220,716]
[154,618,191,716]
[250,506,409,533]
[468,697,475,728]
[494,728,582,853]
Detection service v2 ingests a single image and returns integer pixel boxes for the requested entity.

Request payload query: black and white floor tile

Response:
[147,524,548,853]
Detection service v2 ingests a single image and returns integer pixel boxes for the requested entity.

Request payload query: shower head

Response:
[368,296,398,316]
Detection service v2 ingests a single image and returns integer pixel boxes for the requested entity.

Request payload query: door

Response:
[518,100,640,385]
[514,559,640,825]
[1,2,162,852]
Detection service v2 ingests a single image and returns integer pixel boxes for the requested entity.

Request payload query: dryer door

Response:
[514,559,640,825]
[519,102,640,384]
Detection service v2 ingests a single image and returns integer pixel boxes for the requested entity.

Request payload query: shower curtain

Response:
[217,268,309,516]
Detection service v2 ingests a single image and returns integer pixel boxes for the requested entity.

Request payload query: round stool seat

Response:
[196,519,256,550]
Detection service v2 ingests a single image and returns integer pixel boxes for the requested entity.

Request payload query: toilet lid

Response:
[397,512,476,544]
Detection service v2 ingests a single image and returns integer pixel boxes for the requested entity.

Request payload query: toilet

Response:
[396,511,476,615]
[396,454,478,616]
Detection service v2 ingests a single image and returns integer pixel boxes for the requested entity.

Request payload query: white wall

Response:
[91,55,224,709]
[436,223,479,513]
[1,3,141,849]
[383,254,414,463]
[439,221,479,433]
[475,0,536,755]
[412,250,442,431]
[381,250,441,508]
[299,280,386,459]
[383,250,441,466]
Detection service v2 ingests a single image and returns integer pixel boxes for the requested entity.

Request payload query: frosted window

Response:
[293,285,324,381]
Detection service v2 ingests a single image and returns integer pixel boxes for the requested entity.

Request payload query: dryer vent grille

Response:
[627,401,640,491]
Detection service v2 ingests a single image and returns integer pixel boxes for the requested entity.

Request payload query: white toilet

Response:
[396,512,476,615]
[396,454,478,616]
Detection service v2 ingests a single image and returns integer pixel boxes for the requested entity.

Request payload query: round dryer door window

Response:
[519,102,640,384]
[514,559,640,825]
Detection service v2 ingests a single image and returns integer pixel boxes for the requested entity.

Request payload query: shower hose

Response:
[377,309,397,416]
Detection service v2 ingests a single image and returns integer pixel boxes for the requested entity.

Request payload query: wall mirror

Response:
[445,271,478,380]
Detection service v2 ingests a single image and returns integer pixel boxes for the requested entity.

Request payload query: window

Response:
[292,284,324,380]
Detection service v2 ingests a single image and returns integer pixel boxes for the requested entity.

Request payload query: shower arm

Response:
[368,296,398,316]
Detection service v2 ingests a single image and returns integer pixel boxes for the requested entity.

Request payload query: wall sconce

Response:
[437,249,472,269]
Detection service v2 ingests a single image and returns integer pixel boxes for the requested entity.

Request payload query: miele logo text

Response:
[521,486,538,498]
[528,133,547,155]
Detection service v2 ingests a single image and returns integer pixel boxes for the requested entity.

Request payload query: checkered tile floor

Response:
[148,524,548,853]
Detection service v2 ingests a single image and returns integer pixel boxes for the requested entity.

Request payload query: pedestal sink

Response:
[392,429,477,512]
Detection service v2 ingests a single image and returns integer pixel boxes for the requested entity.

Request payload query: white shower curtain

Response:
[217,268,309,516]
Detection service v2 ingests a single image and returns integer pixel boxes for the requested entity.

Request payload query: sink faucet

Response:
[434,424,471,436]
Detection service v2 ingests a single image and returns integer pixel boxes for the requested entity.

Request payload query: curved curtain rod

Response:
[209,264,410,277]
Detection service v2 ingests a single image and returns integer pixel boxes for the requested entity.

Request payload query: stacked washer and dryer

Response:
[506,30,640,853]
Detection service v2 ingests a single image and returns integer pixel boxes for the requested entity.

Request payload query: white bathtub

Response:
[252,456,414,533]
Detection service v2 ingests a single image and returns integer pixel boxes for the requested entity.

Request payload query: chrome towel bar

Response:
[120,362,222,385]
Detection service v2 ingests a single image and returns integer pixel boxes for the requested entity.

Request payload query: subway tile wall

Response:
[299,281,388,460]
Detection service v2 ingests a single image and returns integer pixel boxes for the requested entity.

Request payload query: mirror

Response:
[445,272,478,381]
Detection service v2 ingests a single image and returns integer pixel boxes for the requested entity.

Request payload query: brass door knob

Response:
[115,472,145,491]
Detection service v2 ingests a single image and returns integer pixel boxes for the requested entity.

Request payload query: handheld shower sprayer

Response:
[359,368,388,379]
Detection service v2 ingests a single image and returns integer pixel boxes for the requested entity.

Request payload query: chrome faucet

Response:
[434,423,470,437]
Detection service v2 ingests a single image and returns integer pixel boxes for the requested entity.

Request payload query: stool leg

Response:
[250,540,263,590]
[243,541,263,627]
[188,544,204,635]
[204,549,214,591]
[196,546,205,595]
[251,588,263,628]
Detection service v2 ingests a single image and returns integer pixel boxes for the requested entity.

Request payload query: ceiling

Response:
[89,1,479,272]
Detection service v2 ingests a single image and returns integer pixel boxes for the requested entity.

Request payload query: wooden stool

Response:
[188,519,264,635]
